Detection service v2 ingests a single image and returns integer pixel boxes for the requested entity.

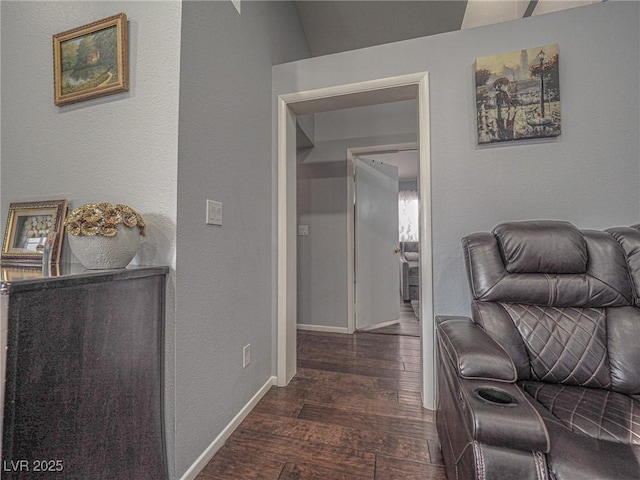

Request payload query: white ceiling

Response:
[295,0,602,57]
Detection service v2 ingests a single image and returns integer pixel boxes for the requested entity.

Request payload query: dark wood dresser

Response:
[0,265,168,479]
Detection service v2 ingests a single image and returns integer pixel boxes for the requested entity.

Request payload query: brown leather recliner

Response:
[436,220,640,480]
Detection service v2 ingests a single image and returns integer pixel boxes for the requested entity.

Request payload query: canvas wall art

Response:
[475,43,561,144]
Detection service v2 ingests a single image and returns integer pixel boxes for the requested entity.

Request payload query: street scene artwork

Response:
[475,44,561,144]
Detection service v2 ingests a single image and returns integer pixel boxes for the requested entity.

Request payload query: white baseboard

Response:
[297,323,349,334]
[179,376,276,480]
[357,319,400,331]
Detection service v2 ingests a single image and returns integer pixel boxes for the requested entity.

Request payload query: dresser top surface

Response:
[0,264,169,294]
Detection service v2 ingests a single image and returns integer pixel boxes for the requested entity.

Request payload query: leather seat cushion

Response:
[521,381,640,445]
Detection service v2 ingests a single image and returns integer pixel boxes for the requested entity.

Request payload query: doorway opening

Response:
[276,72,435,409]
[349,146,420,337]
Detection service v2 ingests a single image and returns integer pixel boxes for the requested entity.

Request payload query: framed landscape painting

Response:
[475,43,561,144]
[53,13,128,106]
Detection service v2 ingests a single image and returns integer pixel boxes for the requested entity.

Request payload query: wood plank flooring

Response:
[196,329,446,480]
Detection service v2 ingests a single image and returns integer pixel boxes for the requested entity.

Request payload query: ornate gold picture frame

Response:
[53,13,128,106]
[2,200,68,264]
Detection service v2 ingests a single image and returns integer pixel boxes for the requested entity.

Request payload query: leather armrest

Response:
[457,378,550,453]
[436,318,550,453]
[436,316,517,382]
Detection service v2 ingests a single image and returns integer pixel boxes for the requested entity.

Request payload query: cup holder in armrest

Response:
[474,387,518,407]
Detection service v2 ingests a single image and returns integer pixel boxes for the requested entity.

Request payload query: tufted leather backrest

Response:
[464,220,640,393]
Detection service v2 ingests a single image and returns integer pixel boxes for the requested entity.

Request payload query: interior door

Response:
[355,157,400,330]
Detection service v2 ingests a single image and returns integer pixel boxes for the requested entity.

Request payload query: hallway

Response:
[196,330,445,479]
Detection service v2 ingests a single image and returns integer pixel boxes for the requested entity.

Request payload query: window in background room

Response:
[399,190,419,241]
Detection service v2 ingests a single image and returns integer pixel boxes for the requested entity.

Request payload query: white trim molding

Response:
[417,73,436,410]
[276,71,434,409]
[356,318,401,332]
[179,376,276,480]
[297,324,350,334]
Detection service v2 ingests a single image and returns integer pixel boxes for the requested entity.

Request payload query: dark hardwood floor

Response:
[196,328,445,479]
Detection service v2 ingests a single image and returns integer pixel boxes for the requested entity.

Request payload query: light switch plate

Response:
[206,200,222,226]
[298,225,309,236]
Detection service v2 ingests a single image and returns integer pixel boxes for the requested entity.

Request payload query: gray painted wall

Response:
[297,159,348,328]
[177,1,308,477]
[0,2,181,266]
[1,1,181,474]
[314,100,418,142]
[275,1,640,319]
[400,180,418,191]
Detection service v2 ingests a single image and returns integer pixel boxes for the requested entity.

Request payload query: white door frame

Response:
[276,72,436,409]
[346,143,418,335]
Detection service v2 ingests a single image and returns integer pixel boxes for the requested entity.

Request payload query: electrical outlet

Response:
[243,344,251,368]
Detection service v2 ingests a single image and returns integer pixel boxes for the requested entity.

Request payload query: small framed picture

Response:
[2,200,68,264]
[53,13,128,106]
